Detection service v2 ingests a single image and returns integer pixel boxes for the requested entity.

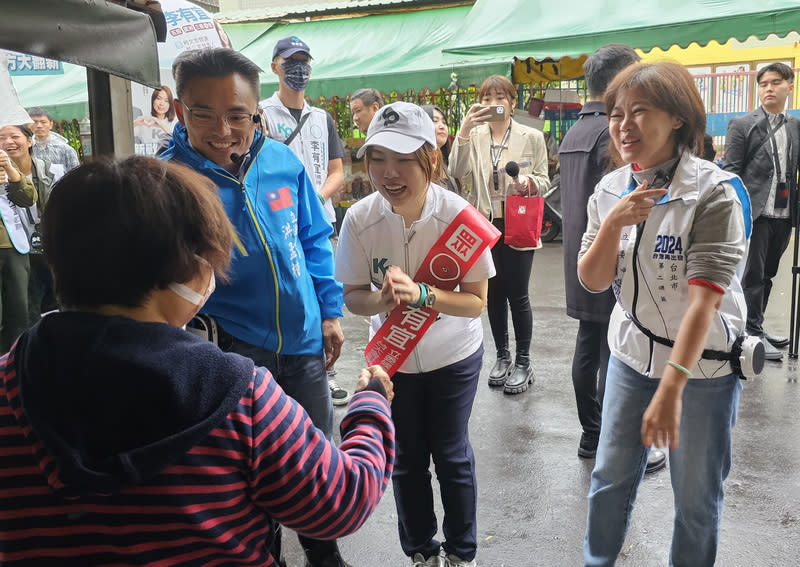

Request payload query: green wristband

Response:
[666,360,692,378]
[317,192,326,205]
[410,282,427,308]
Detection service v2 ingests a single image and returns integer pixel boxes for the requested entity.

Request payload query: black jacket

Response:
[558,101,615,322]
[723,108,800,225]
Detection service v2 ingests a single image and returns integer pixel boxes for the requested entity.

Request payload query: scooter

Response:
[541,173,562,242]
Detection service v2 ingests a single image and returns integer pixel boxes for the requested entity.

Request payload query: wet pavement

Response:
[283,240,800,567]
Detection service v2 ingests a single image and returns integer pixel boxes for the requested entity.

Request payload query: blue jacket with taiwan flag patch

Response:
[161,125,343,355]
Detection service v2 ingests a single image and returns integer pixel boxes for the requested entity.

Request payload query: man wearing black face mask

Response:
[261,36,345,230]
[260,36,351,411]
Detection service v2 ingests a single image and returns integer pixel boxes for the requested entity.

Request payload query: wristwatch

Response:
[422,283,436,308]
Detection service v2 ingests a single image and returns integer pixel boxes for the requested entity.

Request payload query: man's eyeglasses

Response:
[180,103,256,128]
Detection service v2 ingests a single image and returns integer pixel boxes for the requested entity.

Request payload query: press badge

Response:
[491,192,504,218]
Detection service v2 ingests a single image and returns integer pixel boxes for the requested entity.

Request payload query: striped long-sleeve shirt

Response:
[0,329,394,565]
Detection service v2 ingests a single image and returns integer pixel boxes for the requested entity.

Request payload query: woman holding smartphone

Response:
[449,75,550,395]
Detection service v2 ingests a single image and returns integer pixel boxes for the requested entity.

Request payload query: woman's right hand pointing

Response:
[606,180,667,229]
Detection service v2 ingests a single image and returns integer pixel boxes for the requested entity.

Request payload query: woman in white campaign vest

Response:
[1,124,57,325]
[0,145,36,352]
[335,102,495,567]
[579,62,750,567]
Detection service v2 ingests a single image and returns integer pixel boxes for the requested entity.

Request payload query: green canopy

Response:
[12,64,91,122]
[224,22,274,52]
[444,0,800,59]
[230,6,511,100]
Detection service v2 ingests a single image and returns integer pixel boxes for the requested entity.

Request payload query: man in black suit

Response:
[724,62,800,361]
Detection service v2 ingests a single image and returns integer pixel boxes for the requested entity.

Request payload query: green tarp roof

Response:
[233,6,511,100]
[12,64,93,122]
[15,0,800,120]
[444,0,800,59]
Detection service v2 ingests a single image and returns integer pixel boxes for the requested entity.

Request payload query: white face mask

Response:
[169,255,216,307]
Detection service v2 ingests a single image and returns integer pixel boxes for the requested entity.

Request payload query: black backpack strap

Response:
[284,112,311,146]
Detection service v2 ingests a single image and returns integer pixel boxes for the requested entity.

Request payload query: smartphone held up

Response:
[482,105,507,122]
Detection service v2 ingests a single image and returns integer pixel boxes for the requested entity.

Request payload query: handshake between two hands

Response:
[354,365,395,404]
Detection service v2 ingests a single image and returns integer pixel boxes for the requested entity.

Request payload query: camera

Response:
[730,335,765,378]
[29,230,42,253]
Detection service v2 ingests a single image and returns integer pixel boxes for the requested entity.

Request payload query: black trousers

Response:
[742,216,792,335]
[571,320,610,441]
[487,221,534,360]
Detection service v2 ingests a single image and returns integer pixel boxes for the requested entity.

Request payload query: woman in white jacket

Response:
[449,75,550,395]
[579,61,750,567]
[336,102,495,567]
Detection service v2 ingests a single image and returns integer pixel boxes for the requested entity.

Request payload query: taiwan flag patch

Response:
[268,187,293,211]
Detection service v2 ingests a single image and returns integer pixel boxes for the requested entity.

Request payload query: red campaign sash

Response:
[365,205,501,375]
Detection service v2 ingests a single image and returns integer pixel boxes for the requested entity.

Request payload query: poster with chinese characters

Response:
[131,0,229,156]
[5,51,63,77]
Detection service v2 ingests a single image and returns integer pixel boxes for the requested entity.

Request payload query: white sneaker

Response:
[328,378,351,406]
[445,554,476,567]
[412,552,445,567]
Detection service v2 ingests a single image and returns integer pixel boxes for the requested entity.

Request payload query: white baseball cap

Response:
[357,101,437,158]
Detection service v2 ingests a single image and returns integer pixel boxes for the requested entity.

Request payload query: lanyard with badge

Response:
[762,108,791,209]
[490,124,512,218]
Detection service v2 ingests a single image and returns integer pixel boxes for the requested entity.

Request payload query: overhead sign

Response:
[5,51,63,76]
[158,1,229,66]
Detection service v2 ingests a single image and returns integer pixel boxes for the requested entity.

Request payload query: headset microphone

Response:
[230,153,243,165]
[252,114,261,124]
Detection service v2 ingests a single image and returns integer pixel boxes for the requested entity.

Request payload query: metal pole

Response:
[86,68,134,158]
[790,196,800,358]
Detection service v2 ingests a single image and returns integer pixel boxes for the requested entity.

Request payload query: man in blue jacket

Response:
[160,47,347,567]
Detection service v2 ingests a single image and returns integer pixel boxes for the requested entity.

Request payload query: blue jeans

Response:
[584,356,741,567]
[392,345,483,561]
[226,335,332,438]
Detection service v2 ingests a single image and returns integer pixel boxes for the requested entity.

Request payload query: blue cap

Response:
[272,36,312,60]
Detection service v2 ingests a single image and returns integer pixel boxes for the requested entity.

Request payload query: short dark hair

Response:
[172,48,263,100]
[478,75,516,104]
[27,107,52,120]
[42,157,233,309]
[583,44,640,99]
[757,62,794,85]
[605,62,706,163]
[350,88,385,109]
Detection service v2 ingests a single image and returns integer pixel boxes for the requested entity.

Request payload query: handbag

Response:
[504,189,544,248]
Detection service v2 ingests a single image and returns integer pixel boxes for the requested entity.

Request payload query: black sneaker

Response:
[578,433,598,459]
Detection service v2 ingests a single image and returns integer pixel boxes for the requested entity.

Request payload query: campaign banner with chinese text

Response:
[365,205,501,375]
[131,0,230,157]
